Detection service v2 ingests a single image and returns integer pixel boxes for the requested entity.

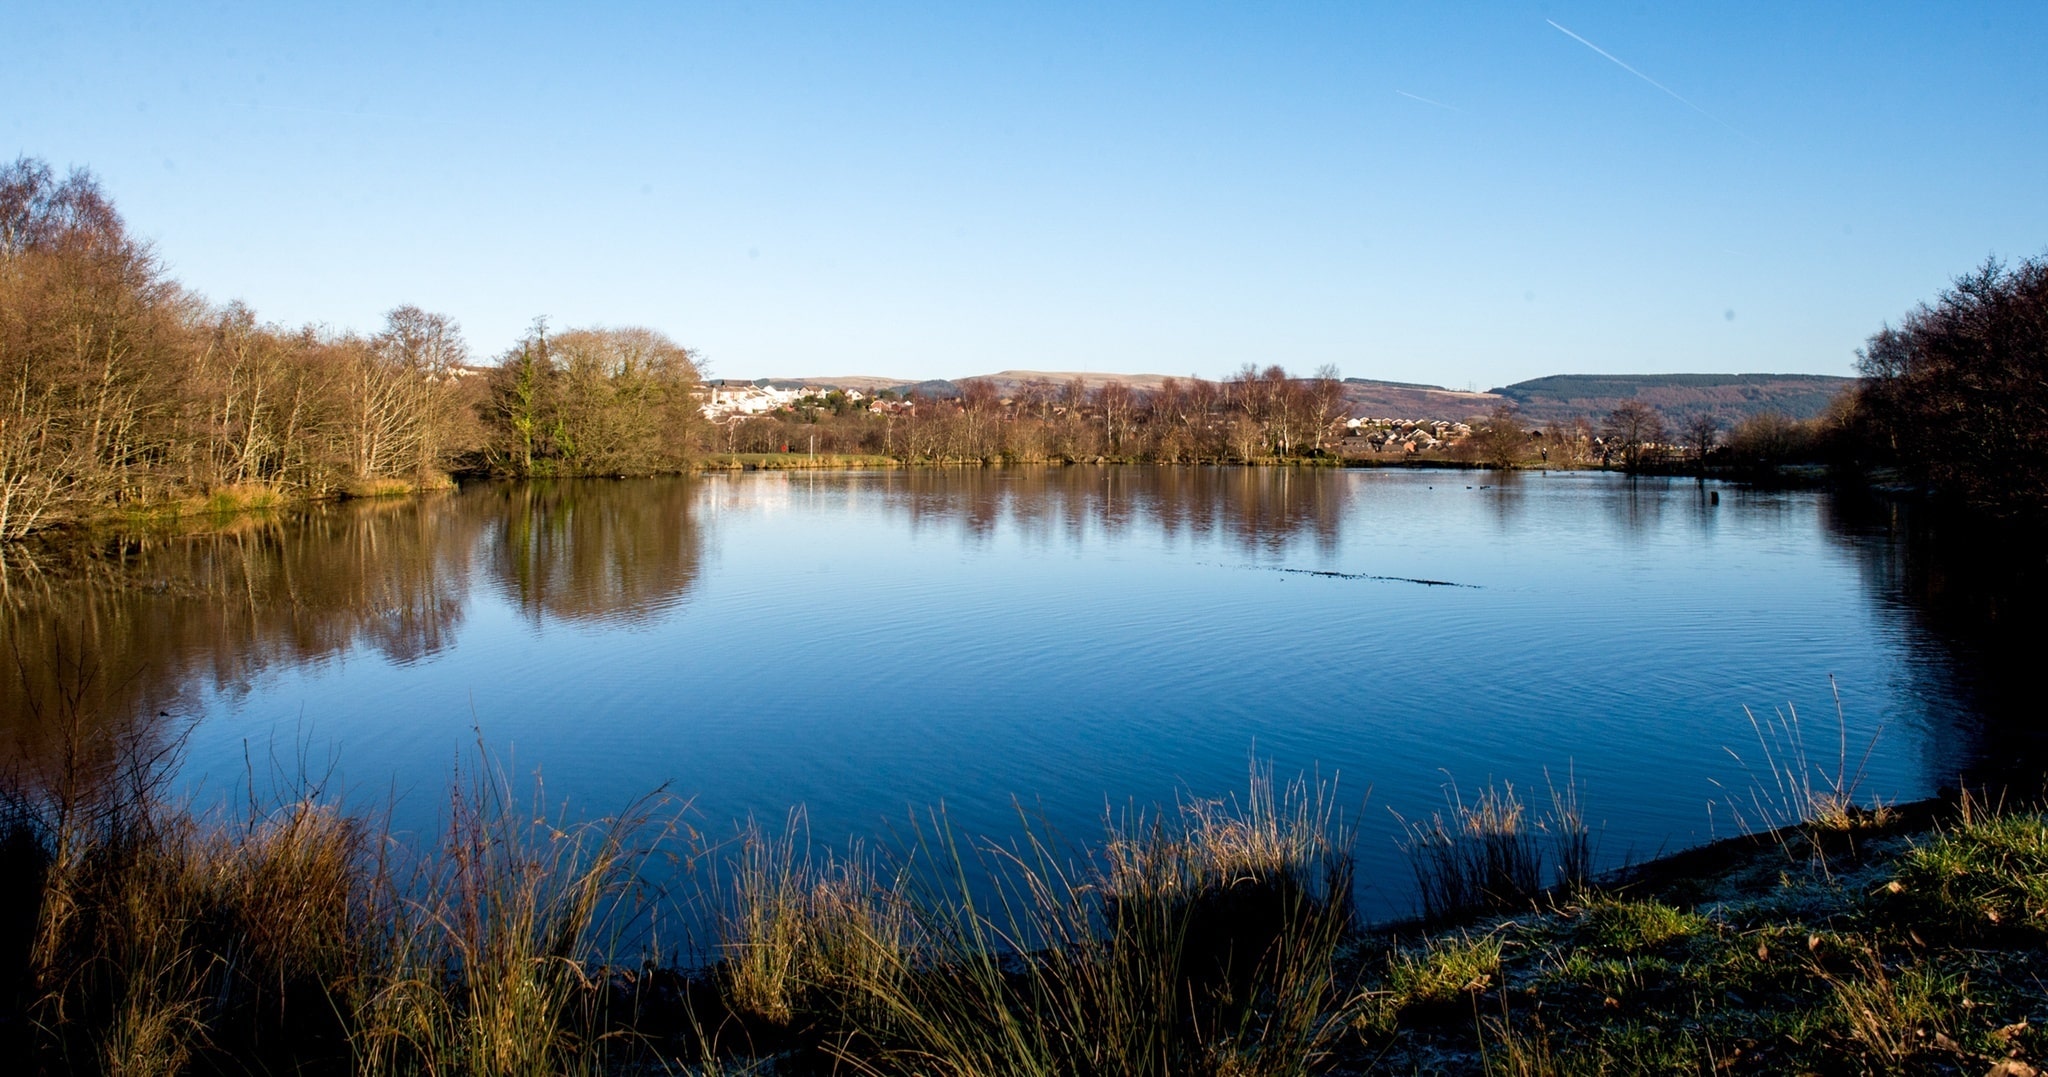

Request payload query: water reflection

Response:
[839,466,1347,556]
[486,481,705,626]
[1820,494,2048,792]
[11,503,448,725]
[1,467,1351,804]
[1,467,2041,890]
[1,479,704,785]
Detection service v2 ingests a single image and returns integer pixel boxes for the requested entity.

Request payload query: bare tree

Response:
[1855,254,2048,513]
[375,306,471,480]
[1015,377,1057,423]
[1227,363,1268,455]
[1678,411,1721,473]
[0,157,183,534]
[957,377,1001,460]
[1307,364,1346,453]
[1184,376,1224,457]
[1725,411,1811,468]
[1602,399,1665,472]
[1470,404,1527,469]
[1094,380,1135,456]
[1261,365,1300,455]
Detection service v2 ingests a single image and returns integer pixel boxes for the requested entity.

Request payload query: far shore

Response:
[11,456,1866,553]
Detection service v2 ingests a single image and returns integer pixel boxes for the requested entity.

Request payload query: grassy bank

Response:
[3,738,2043,1075]
[698,452,903,470]
[1355,792,2047,1074]
[95,477,451,534]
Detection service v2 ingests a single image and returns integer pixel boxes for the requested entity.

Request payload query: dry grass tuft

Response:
[343,478,416,500]
[828,763,1359,1076]
[1718,678,1891,854]
[1,700,684,1077]
[350,757,680,1077]
[1395,780,1544,919]
[1541,769,1592,897]
[1813,945,1965,1070]
[715,812,911,1027]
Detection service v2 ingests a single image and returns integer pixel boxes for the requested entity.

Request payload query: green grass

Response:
[1879,805,2048,941]
[1359,932,1503,1033]
[1348,795,2048,1075]
[1577,898,1707,952]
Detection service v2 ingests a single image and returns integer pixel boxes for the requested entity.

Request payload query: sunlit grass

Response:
[4,698,2045,1075]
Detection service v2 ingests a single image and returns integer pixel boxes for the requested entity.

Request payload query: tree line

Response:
[12,155,2036,536]
[715,365,1356,463]
[1850,254,2048,518]
[1,157,702,541]
[1457,398,1860,474]
[724,373,1852,476]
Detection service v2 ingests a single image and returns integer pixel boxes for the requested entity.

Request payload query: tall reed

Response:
[7,691,1367,1077]
[1541,768,1592,897]
[1716,679,1892,862]
[350,756,682,1077]
[1395,780,1543,920]
[1,695,686,1077]
[714,811,911,1030]
[818,764,1359,1076]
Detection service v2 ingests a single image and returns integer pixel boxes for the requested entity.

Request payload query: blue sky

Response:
[10,2,2046,387]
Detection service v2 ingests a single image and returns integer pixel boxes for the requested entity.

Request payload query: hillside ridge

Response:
[749,371,1855,422]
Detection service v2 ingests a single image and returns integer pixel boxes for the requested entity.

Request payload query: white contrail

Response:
[1544,19,1756,143]
[1396,90,1463,113]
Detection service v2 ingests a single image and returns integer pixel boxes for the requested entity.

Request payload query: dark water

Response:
[3,468,2041,918]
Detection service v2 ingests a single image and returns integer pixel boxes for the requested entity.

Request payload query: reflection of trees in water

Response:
[1819,494,2048,787]
[3,481,709,791]
[1480,471,1528,532]
[485,479,705,626]
[867,466,1346,556]
[1152,467,1344,557]
[0,494,487,790]
[1608,477,1668,539]
[11,467,1362,791]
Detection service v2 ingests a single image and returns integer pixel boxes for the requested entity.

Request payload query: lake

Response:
[3,467,2039,920]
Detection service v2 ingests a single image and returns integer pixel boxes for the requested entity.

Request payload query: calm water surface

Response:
[4,468,2040,918]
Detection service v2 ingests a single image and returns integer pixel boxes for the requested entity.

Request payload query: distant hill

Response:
[968,369,1181,392]
[758,375,909,393]
[1338,379,1502,420]
[769,370,1196,398]
[770,370,1504,417]
[754,370,1856,423]
[1491,374,1855,424]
